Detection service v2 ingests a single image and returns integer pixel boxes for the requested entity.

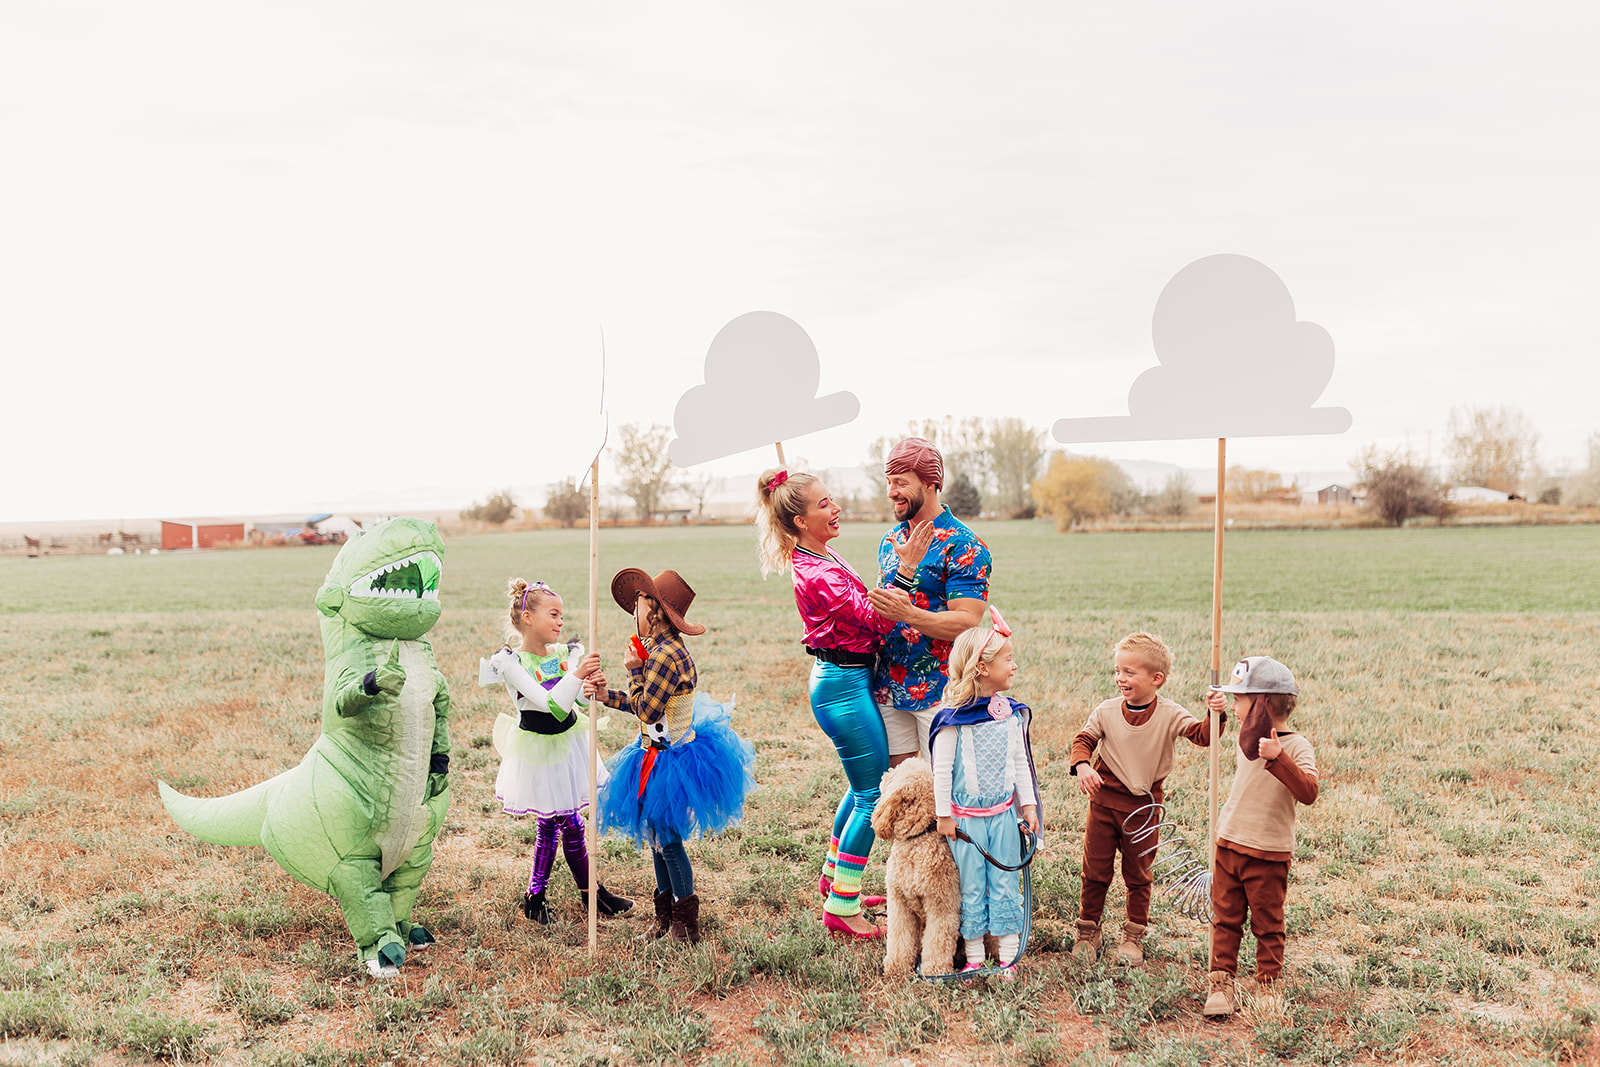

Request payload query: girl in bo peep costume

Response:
[929,607,1042,978]
[480,578,632,924]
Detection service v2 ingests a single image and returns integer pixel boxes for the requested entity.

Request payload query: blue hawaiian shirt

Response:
[872,506,991,711]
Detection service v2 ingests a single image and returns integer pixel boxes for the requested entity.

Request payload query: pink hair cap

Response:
[884,437,944,490]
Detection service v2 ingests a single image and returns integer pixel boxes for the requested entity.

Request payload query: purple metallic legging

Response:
[526,812,592,895]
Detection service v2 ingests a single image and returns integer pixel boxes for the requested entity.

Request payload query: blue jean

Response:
[651,829,694,899]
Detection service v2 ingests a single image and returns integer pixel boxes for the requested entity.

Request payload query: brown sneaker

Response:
[1244,979,1287,1024]
[1203,970,1236,1019]
[1071,920,1101,962]
[1113,921,1147,966]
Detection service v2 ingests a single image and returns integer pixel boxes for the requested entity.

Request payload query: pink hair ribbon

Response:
[766,470,789,492]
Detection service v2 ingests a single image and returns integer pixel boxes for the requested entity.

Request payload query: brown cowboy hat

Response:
[609,568,707,636]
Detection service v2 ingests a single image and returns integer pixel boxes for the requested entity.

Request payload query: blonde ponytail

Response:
[753,469,819,578]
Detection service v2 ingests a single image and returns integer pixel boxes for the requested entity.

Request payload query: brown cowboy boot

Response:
[1071,920,1102,962]
[1203,970,1237,1018]
[651,890,672,940]
[1113,921,1147,966]
[669,893,702,944]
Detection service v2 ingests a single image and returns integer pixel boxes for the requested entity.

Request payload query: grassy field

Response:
[2,521,1599,1066]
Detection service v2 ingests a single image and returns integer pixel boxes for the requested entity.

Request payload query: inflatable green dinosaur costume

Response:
[159,517,451,977]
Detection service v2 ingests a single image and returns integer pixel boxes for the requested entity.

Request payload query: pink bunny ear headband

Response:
[988,605,1011,638]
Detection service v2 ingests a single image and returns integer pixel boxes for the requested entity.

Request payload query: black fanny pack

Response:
[806,645,876,669]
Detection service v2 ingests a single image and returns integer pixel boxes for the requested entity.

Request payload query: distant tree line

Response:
[522,405,1600,532]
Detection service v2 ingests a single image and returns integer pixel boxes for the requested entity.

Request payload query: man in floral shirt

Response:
[867,438,992,764]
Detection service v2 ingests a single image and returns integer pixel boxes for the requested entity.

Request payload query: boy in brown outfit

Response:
[1070,633,1218,965]
[1202,656,1319,1018]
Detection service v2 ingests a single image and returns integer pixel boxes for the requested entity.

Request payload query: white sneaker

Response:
[365,958,400,979]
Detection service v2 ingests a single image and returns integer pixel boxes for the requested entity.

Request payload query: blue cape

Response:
[927,696,1043,824]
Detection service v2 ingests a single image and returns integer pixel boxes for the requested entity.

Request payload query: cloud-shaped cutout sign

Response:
[1053,254,1352,443]
[668,311,860,467]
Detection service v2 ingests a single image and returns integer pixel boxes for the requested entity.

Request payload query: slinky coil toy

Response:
[1123,800,1213,923]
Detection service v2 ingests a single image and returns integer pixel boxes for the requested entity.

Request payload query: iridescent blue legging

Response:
[809,661,889,917]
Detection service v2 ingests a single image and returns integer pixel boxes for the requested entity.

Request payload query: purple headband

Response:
[518,580,554,614]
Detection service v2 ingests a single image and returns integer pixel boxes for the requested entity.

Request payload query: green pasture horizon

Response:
[4,520,1598,617]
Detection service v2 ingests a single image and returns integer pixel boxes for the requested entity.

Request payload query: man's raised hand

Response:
[867,587,915,622]
[894,520,936,572]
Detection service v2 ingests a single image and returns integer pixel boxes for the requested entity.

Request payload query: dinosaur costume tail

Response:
[159,773,284,848]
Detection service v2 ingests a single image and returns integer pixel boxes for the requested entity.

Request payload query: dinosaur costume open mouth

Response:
[349,551,442,600]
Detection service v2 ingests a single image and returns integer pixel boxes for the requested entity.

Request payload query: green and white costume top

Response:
[480,643,607,817]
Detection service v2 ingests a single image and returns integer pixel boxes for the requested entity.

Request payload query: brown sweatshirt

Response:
[1070,695,1215,814]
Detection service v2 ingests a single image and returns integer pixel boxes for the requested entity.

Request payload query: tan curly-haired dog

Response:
[871,757,962,976]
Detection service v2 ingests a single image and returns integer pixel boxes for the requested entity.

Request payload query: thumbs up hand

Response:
[373,640,407,696]
[1258,727,1282,762]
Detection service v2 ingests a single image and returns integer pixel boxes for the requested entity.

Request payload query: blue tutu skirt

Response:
[598,693,757,845]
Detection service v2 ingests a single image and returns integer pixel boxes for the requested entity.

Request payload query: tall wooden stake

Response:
[1208,438,1226,882]
[775,441,787,467]
[586,456,600,954]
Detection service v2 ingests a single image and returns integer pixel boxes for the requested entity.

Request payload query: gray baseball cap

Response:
[1212,656,1299,695]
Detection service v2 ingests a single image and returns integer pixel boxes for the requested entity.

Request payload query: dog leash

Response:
[906,820,1040,870]
[954,824,1039,872]
[915,822,1039,982]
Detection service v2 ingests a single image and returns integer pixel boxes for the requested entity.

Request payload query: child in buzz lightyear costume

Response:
[595,568,756,944]
[479,577,632,924]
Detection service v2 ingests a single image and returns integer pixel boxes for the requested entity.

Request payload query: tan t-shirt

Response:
[1075,695,1203,797]
[1216,732,1317,855]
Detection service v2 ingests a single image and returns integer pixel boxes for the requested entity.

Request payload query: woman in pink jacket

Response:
[755,468,931,938]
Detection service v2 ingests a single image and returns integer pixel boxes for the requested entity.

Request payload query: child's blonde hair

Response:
[942,622,1010,709]
[753,469,820,578]
[1114,632,1172,681]
[505,578,560,645]
[634,594,678,639]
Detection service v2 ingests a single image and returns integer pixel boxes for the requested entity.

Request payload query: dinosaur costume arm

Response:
[428,660,452,798]
[331,640,404,718]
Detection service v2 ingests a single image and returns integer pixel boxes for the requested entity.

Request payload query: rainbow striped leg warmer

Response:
[824,849,870,917]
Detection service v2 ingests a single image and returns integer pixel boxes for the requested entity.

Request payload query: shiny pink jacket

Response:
[791,547,896,654]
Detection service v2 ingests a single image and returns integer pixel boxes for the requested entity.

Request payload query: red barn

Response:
[160,519,246,551]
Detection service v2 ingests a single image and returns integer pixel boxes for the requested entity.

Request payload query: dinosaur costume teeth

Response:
[159,518,452,974]
[350,551,442,600]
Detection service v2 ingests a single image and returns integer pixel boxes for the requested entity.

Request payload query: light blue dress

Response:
[933,703,1036,940]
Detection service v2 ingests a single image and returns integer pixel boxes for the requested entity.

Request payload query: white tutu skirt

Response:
[493,711,609,818]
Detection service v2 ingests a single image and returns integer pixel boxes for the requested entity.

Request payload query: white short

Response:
[880,702,937,761]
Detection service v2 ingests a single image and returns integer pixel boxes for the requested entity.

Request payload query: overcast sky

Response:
[4,3,1596,522]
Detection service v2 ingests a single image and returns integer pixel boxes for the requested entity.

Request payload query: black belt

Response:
[518,707,578,736]
[805,645,876,669]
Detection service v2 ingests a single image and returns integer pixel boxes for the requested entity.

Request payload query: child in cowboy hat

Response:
[594,568,756,944]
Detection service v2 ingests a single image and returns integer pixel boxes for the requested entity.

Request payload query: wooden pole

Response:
[586,456,600,954]
[774,441,787,467]
[1208,438,1226,883]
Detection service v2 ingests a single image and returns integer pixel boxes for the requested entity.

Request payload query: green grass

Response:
[2,521,1599,1066]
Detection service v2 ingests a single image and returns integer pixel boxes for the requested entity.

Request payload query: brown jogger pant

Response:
[1078,799,1154,926]
[1208,844,1289,982]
